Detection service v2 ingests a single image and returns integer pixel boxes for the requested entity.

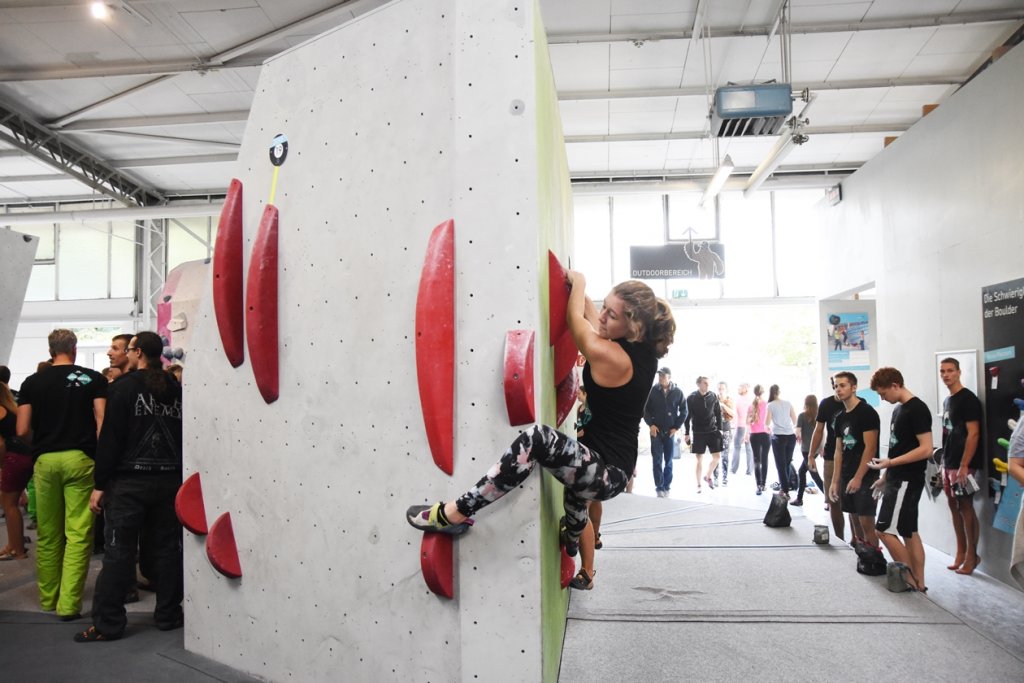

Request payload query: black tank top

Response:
[579,340,658,473]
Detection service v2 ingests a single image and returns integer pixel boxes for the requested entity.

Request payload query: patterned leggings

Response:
[455,425,629,542]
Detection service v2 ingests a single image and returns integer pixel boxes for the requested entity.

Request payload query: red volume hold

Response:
[555,370,579,427]
[420,533,455,599]
[206,512,242,579]
[560,546,575,590]
[553,329,579,385]
[174,472,208,535]
[415,219,455,475]
[548,251,570,344]
[213,178,245,367]
[503,330,536,426]
[245,204,279,404]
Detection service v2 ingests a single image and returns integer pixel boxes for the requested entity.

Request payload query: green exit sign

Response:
[672,289,689,299]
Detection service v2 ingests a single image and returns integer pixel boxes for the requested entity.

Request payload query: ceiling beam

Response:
[564,123,909,145]
[547,10,1024,44]
[0,174,68,183]
[559,76,960,101]
[107,153,238,169]
[570,162,862,180]
[57,111,250,132]
[0,56,267,83]
[0,101,164,206]
[79,130,241,149]
[49,76,175,128]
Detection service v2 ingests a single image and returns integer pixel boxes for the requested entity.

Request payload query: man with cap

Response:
[643,368,686,498]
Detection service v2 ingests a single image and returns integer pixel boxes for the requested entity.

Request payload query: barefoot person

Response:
[406,275,675,592]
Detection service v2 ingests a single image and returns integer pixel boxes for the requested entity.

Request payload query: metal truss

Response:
[0,101,165,207]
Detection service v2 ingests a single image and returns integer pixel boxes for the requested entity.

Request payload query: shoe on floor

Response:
[156,618,184,631]
[124,589,140,604]
[568,568,594,590]
[791,499,804,507]
[74,626,119,642]
[58,613,82,622]
[406,503,474,535]
[594,533,603,550]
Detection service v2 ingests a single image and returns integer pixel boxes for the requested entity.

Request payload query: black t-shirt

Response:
[834,399,880,480]
[886,397,931,481]
[18,364,106,459]
[581,340,658,474]
[941,388,983,470]
[815,395,844,462]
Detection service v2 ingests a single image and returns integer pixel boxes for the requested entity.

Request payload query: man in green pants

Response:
[17,329,106,620]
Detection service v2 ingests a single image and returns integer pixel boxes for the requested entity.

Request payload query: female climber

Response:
[407,272,675,590]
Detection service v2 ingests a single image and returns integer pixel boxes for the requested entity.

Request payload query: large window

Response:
[573,188,825,301]
[167,217,214,270]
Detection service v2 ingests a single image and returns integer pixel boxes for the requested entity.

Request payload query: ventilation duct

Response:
[711,84,793,137]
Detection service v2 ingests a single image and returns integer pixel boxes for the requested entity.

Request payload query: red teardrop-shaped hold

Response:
[548,251,570,344]
[206,512,242,579]
[245,204,279,404]
[175,472,208,535]
[213,178,244,367]
[415,219,455,475]
[555,370,580,427]
[503,330,536,426]
[560,546,575,590]
[420,533,454,599]
[553,329,579,385]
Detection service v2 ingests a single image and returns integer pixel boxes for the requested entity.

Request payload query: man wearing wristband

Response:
[868,367,933,591]
[939,357,983,575]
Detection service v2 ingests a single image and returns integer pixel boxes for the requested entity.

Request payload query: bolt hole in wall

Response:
[572,188,830,400]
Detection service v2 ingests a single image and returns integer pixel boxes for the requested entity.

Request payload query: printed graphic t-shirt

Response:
[941,388,983,470]
[834,399,880,480]
[815,395,844,461]
[18,364,106,459]
[886,396,932,481]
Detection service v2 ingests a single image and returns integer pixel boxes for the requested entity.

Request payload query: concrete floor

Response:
[561,455,1024,682]
[1,453,1022,682]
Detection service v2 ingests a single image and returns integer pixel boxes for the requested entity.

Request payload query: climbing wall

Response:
[0,230,38,365]
[181,1,573,681]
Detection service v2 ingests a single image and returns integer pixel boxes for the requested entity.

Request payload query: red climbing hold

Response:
[213,178,245,368]
[560,546,575,590]
[245,204,279,404]
[175,472,208,535]
[420,533,454,599]
[548,251,570,343]
[415,219,455,475]
[503,330,536,426]
[552,329,579,385]
[206,512,242,579]
[555,370,579,427]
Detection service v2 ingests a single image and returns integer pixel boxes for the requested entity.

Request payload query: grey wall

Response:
[183,0,573,680]
[0,229,38,366]
[814,44,1024,588]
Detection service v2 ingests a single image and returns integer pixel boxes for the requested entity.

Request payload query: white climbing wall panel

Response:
[0,230,38,365]
[183,0,572,680]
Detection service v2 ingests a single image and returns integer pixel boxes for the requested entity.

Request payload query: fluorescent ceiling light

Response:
[90,2,110,20]
[699,155,734,207]
[744,132,797,198]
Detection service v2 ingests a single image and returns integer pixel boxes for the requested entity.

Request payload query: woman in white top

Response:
[765,384,798,499]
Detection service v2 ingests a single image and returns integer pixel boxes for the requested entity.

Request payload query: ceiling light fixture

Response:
[698,155,734,207]
[90,2,110,20]
[743,117,808,197]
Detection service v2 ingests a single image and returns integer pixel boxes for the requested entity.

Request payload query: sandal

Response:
[0,549,28,561]
[568,568,594,590]
[594,533,603,550]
